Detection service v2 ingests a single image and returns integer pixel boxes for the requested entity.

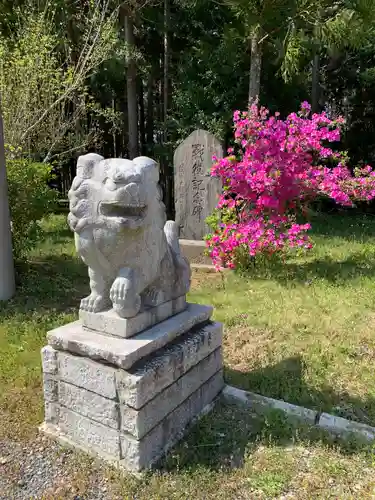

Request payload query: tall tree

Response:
[226,0,375,108]
[163,0,170,134]
[248,24,262,104]
[124,12,139,159]
[225,0,294,104]
[0,0,119,161]
[281,0,375,112]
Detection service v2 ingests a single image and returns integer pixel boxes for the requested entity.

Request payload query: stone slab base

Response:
[80,295,187,338]
[47,303,213,370]
[40,398,217,475]
[41,314,224,472]
[179,239,212,266]
[41,371,223,472]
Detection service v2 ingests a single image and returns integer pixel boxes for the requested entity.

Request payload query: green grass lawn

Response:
[192,213,375,425]
[1,213,375,497]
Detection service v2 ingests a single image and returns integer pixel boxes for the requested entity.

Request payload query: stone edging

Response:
[222,385,375,443]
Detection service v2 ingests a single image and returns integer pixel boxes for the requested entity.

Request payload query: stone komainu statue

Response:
[68,154,191,318]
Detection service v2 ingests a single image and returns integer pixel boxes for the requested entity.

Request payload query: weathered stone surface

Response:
[58,405,121,459]
[44,402,59,425]
[222,386,318,426]
[48,304,213,370]
[179,239,212,265]
[117,321,223,409]
[68,154,190,319]
[41,370,223,472]
[174,129,223,240]
[41,345,58,374]
[43,374,58,402]
[318,413,375,441]
[120,370,224,471]
[58,352,117,399]
[80,295,187,338]
[121,348,223,438]
[58,381,120,429]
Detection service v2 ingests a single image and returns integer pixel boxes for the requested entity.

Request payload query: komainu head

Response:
[68,154,166,234]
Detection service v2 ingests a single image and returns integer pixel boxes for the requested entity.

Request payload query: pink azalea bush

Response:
[206,102,375,270]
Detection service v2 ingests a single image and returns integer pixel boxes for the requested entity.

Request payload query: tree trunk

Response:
[112,98,117,157]
[163,0,170,140]
[248,27,262,106]
[159,55,163,142]
[138,78,146,155]
[146,70,155,153]
[0,100,15,300]
[146,71,155,147]
[125,15,138,159]
[311,52,320,114]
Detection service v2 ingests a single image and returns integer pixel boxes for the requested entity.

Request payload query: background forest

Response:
[1,0,375,221]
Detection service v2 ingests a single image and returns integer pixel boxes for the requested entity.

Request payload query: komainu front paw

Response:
[110,277,141,318]
[80,294,111,313]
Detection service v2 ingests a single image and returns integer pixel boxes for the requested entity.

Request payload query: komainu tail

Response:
[164,221,181,256]
[164,220,191,291]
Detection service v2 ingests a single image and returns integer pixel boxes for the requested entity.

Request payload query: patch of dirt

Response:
[0,435,112,500]
[190,269,223,290]
[224,326,275,371]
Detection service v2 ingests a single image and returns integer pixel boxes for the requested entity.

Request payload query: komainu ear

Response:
[76,153,104,179]
[133,156,159,184]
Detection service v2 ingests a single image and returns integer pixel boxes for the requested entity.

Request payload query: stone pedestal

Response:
[40,303,223,472]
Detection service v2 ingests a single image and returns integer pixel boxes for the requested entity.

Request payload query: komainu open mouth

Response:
[100,202,147,218]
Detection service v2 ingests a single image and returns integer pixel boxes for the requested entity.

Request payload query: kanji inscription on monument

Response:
[174,130,223,240]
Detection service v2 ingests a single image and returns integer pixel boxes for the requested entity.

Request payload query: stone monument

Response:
[40,154,224,472]
[174,129,223,241]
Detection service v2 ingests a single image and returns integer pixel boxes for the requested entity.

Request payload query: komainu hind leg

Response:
[164,220,191,294]
[142,286,166,308]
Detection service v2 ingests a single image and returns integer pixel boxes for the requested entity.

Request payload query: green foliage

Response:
[324,35,375,170]
[6,158,58,260]
[205,206,238,233]
[205,206,255,271]
[280,28,307,82]
[279,0,375,82]
[0,0,374,212]
[170,1,248,143]
[0,1,118,162]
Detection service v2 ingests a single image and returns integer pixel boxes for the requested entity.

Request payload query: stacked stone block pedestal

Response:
[40,303,224,472]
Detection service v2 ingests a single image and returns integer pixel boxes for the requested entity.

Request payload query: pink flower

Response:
[206,102,375,270]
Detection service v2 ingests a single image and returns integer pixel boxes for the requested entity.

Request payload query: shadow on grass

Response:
[161,399,374,475]
[243,251,375,285]
[283,253,375,283]
[226,357,375,427]
[0,254,88,317]
[309,212,375,242]
[160,358,375,474]
[237,213,375,284]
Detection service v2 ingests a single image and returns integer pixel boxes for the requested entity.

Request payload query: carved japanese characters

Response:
[174,130,223,240]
